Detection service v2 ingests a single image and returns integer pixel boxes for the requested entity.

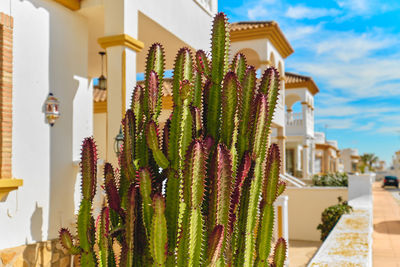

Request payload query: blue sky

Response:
[219,0,400,165]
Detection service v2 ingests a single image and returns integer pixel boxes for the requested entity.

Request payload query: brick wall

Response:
[0,13,13,179]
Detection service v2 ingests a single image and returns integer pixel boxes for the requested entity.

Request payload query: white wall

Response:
[138,0,215,51]
[93,113,107,161]
[348,174,375,201]
[285,87,314,137]
[0,0,91,249]
[230,39,286,128]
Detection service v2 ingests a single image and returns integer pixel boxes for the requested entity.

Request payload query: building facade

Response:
[314,132,340,174]
[0,0,216,255]
[0,1,305,264]
[340,148,361,173]
[284,72,319,179]
[229,21,294,173]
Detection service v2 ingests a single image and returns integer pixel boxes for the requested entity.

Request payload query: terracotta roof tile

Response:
[285,72,312,84]
[230,21,275,32]
[285,72,320,95]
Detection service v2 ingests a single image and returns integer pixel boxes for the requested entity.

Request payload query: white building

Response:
[340,148,361,173]
[0,1,301,264]
[314,132,340,174]
[0,0,216,261]
[392,151,400,178]
[284,72,319,179]
[228,21,294,173]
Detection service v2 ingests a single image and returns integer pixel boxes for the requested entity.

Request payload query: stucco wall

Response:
[138,0,215,51]
[0,0,91,249]
[285,187,348,241]
[230,39,286,128]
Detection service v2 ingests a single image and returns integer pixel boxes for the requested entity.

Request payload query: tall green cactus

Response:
[60,12,288,266]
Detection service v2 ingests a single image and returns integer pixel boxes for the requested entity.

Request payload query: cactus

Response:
[60,12,287,266]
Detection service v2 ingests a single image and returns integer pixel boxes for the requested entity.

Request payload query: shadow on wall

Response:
[27,0,89,239]
[374,220,400,235]
[30,202,43,242]
[22,202,43,265]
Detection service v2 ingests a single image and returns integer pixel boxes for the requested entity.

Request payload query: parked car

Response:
[383,176,399,188]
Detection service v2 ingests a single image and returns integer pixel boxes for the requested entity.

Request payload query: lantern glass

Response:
[45,93,60,126]
[114,126,124,157]
[98,75,107,91]
[98,51,107,91]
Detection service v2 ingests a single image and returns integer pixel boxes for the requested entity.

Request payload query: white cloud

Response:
[247,5,269,20]
[285,5,340,19]
[316,106,359,117]
[314,33,394,61]
[291,55,400,99]
[377,126,400,134]
[284,24,322,41]
[334,0,400,18]
[336,0,369,14]
[316,104,400,118]
[316,118,355,129]
[357,122,375,131]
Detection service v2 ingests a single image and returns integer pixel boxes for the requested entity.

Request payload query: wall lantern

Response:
[98,51,107,91]
[45,93,60,126]
[114,126,124,157]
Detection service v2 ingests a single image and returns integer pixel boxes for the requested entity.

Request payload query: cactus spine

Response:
[60,12,287,266]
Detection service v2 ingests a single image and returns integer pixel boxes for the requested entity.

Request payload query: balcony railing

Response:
[286,112,303,126]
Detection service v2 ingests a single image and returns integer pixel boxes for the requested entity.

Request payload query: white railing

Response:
[280,173,306,188]
[286,112,303,126]
[193,0,215,15]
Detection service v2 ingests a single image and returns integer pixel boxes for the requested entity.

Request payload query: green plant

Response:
[312,172,348,187]
[360,153,378,173]
[59,12,287,266]
[317,197,352,241]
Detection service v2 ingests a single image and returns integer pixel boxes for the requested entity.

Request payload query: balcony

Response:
[286,111,314,137]
[286,112,303,127]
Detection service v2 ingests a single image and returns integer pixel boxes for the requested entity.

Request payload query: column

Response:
[310,142,315,175]
[302,144,309,179]
[301,101,308,132]
[258,60,271,73]
[277,127,286,174]
[99,0,144,165]
[323,149,329,174]
[286,108,293,123]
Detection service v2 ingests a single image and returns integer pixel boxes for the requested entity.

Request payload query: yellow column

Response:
[98,35,144,165]
[302,144,309,179]
[277,127,286,174]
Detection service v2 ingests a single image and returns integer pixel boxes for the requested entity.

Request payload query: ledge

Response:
[308,195,373,266]
[0,178,23,201]
[52,0,80,11]
[98,34,144,52]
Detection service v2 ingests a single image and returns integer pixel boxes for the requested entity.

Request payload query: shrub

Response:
[312,172,348,187]
[317,197,352,241]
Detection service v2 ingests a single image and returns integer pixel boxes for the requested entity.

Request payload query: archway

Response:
[237,48,261,69]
